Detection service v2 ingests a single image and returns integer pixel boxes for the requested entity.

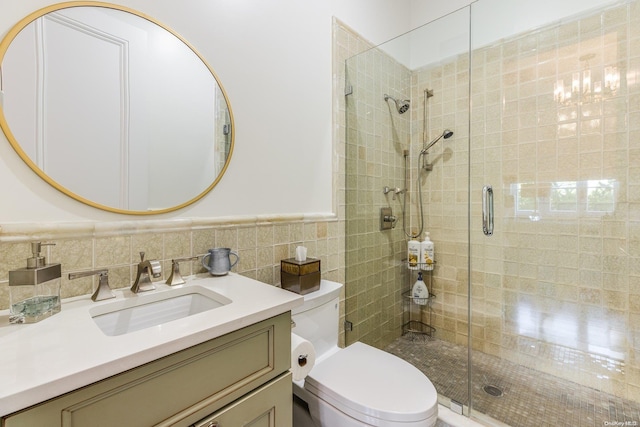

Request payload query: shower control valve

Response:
[380,207,397,230]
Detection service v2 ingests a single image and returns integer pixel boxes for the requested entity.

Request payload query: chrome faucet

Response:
[131,252,161,293]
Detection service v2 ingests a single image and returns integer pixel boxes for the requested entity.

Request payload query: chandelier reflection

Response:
[554,54,620,105]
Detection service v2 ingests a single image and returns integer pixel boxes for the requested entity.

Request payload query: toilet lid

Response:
[304,342,438,425]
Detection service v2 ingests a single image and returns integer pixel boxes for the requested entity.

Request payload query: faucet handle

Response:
[148,260,162,278]
[68,269,115,302]
[166,256,199,286]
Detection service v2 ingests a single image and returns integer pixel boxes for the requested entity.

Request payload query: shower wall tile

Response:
[341,19,410,349]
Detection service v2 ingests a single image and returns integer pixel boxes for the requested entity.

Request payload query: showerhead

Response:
[384,94,410,114]
[421,129,454,154]
[397,100,410,114]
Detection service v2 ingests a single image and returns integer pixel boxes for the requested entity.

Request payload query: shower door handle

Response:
[482,185,494,236]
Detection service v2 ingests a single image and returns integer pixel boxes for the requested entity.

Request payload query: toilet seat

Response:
[304,342,438,426]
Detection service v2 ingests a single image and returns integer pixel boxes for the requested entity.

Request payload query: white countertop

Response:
[0,273,303,417]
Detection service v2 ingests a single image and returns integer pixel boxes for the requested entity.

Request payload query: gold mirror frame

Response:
[0,2,234,215]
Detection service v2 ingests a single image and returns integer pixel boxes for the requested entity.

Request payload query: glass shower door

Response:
[468,1,640,425]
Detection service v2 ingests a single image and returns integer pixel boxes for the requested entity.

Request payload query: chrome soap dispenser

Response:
[9,242,62,324]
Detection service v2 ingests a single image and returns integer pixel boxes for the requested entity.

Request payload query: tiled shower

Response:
[339,0,640,425]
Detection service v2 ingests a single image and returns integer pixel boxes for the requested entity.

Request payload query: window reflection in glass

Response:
[512,179,616,219]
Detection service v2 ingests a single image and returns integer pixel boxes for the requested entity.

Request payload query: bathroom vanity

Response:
[0,274,302,427]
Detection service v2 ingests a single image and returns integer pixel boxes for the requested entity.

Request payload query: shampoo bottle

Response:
[420,232,434,271]
[412,272,429,305]
[408,237,420,270]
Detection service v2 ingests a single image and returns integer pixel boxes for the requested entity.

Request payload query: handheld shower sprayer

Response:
[420,129,453,155]
[384,94,410,114]
[421,129,453,171]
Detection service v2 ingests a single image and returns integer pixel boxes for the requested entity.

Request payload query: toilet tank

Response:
[291,280,342,359]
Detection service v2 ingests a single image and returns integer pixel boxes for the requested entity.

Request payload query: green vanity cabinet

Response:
[2,313,293,427]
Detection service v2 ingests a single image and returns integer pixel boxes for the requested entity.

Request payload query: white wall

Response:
[0,0,434,224]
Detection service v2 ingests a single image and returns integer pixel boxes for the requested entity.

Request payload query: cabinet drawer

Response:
[3,313,291,427]
[193,372,292,427]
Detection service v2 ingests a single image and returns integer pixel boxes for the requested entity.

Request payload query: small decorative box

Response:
[281,258,321,295]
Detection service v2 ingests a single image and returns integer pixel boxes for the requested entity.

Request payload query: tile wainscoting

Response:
[0,215,346,320]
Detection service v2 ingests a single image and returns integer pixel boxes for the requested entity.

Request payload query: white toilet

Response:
[291,280,438,427]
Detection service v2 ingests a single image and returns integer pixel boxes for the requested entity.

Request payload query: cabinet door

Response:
[193,372,292,427]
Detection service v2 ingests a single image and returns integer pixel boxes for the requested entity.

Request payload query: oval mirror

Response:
[0,2,234,214]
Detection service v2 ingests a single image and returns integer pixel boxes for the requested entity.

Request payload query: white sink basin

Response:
[90,286,231,336]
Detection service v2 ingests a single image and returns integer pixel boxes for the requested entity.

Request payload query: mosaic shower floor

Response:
[385,335,640,427]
